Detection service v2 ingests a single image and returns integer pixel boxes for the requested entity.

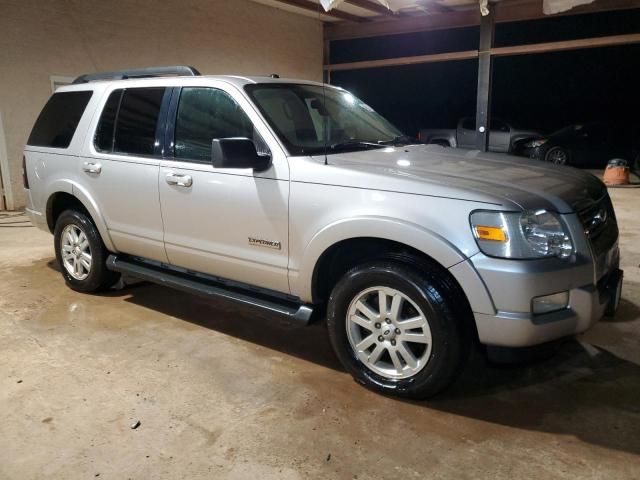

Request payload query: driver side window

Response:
[174,87,259,163]
[491,119,510,133]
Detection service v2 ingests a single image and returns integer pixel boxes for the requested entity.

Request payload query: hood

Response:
[307,145,605,213]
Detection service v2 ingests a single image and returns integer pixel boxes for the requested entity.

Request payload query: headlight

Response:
[525,138,548,148]
[470,210,573,259]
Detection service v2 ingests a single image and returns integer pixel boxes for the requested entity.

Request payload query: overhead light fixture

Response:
[320,0,391,12]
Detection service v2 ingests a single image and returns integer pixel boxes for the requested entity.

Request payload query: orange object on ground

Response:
[603,164,630,186]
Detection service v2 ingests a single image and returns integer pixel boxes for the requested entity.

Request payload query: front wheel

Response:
[545,146,570,165]
[54,209,120,292]
[327,261,468,399]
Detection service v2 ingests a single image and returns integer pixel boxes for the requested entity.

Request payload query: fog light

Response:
[532,291,569,315]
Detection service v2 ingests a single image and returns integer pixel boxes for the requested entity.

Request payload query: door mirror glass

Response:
[211,138,271,171]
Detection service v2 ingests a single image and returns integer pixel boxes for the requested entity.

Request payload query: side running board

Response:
[106,255,313,325]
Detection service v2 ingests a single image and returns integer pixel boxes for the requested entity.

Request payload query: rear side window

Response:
[27,91,93,148]
[114,88,165,156]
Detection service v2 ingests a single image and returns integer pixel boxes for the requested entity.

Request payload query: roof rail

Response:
[72,65,201,84]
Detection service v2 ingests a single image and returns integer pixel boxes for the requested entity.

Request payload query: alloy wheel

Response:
[547,147,568,165]
[346,286,433,380]
[60,224,92,281]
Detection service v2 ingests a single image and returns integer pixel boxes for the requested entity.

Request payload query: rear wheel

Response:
[327,261,468,399]
[54,209,120,292]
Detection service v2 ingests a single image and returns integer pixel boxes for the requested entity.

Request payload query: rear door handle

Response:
[165,172,193,188]
[82,162,102,174]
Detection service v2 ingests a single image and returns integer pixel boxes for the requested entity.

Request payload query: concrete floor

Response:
[1,184,639,480]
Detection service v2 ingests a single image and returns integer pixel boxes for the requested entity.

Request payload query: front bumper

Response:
[528,146,544,160]
[468,216,621,348]
[473,267,621,347]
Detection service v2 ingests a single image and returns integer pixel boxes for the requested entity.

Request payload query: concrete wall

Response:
[0,0,323,210]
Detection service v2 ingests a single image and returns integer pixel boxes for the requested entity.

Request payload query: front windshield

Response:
[245,83,407,155]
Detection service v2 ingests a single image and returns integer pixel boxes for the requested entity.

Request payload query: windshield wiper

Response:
[377,135,418,146]
[329,139,386,152]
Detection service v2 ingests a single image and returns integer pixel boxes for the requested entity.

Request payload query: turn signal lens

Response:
[474,225,507,242]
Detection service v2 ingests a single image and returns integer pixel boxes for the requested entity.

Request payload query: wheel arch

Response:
[312,237,483,348]
[46,186,116,252]
[298,217,473,303]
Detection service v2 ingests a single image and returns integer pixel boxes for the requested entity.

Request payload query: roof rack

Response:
[72,66,201,84]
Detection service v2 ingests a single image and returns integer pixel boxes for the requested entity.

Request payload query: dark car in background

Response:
[419,117,541,154]
[525,122,637,168]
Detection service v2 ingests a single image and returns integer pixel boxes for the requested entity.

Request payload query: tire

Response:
[327,260,468,399]
[54,209,120,292]
[545,146,570,165]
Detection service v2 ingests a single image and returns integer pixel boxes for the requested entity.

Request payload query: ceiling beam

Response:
[345,0,395,15]
[325,49,479,71]
[323,32,640,72]
[326,9,479,39]
[271,0,367,22]
[418,1,454,14]
[490,32,640,56]
[325,0,640,40]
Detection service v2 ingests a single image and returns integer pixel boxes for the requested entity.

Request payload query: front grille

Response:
[577,194,618,255]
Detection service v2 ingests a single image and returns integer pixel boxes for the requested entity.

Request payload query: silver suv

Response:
[23,66,623,398]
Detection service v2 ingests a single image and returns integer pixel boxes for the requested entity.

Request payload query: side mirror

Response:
[211,138,271,171]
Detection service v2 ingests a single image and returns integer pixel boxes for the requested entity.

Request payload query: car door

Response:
[488,119,511,153]
[158,85,290,294]
[81,86,169,262]
[456,117,476,149]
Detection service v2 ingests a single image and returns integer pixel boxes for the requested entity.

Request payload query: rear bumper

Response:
[25,207,47,230]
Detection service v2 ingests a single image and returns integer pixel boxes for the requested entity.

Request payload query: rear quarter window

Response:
[27,91,93,148]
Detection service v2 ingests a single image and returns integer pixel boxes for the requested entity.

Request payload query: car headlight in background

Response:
[524,138,548,148]
[470,210,573,259]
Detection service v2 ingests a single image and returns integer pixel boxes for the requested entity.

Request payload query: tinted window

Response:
[491,119,509,132]
[174,88,255,162]
[28,91,93,148]
[114,87,165,156]
[461,118,475,130]
[94,90,122,152]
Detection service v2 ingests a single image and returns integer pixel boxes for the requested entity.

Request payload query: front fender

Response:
[295,216,475,302]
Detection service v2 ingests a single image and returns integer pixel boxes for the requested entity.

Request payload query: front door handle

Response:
[165,172,193,188]
[82,162,102,175]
